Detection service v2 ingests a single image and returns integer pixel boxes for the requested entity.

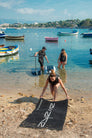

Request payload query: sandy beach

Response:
[0,87,92,138]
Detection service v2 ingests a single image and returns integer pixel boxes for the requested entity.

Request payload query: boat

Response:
[57,30,78,36]
[89,60,92,64]
[5,35,24,40]
[81,32,92,38]
[0,45,19,57]
[45,37,58,42]
[0,30,6,38]
[90,48,92,54]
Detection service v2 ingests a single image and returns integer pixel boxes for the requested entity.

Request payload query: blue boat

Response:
[57,30,78,36]
[0,30,6,38]
[81,32,92,38]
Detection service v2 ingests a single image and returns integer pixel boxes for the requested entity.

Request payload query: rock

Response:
[81,97,85,103]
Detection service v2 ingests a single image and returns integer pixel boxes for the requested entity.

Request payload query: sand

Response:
[0,89,92,138]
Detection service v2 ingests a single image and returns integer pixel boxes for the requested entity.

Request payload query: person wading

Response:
[58,49,67,69]
[34,47,49,71]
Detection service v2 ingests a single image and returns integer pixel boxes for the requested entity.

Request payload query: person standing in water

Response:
[40,69,69,101]
[34,47,49,71]
[58,49,67,69]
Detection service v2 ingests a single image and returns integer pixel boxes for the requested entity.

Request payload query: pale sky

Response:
[0,0,92,23]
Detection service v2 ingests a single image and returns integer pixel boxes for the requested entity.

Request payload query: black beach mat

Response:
[20,98,68,130]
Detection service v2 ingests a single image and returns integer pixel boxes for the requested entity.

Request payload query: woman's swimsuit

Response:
[48,76,59,85]
[60,53,66,62]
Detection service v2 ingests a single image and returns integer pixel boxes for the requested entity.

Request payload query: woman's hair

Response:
[49,69,56,77]
[61,49,66,56]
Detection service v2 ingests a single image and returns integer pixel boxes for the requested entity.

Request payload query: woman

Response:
[40,69,69,101]
[58,49,67,69]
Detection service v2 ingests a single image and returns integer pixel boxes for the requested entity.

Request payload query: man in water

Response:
[34,47,49,71]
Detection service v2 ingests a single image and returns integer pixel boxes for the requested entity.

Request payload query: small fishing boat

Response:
[81,32,92,38]
[45,37,58,42]
[0,45,19,57]
[5,35,24,40]
[0,30,6,38]
[57,30,78,36]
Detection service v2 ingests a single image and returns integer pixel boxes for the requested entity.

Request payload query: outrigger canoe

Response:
[0,45,19,57]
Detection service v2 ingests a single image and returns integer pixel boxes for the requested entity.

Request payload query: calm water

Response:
[0,28,92,95]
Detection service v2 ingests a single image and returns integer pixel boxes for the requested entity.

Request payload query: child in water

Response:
[40,69,69,101]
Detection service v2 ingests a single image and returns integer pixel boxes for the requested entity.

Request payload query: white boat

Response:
[0,45,19,57]
[57,30,78,36]
[0,30,6,38]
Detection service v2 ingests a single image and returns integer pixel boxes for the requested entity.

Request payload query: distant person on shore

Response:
[58,49,67,69]
[34,47,49,71]
[40,69,69,101]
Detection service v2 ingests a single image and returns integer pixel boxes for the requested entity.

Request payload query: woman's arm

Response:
[58,54,61,63]
[40,79,49,98]
[59,78,69,99]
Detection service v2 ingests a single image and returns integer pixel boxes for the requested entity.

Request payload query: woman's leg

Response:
[58,62,62,68]
[62,62,66,69]
[50,84,54,97]
[50,84,60,101]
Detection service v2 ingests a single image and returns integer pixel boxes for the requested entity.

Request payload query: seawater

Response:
[0,28,92,95]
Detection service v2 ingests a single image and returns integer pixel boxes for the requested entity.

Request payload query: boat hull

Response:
[45,37,58,42]
[57,32,78,36]
[82,33,92,38]
[5,36,24,40]
[0,45,19,57]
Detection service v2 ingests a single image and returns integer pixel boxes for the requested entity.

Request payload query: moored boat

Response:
[57,30,78,36]
[5,35,24,40]
[81,32,92,38]
[0,30,6,38]
[89,60,92,64]
[45,37,58,42]
[0,45,19,57]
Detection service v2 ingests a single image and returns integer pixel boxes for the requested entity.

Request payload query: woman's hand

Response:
[66,95,69,99]
[40,94,43,98]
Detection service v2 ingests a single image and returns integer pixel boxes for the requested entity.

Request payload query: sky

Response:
[0,0,92,23]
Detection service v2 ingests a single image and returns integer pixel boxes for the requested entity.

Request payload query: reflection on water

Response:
[57,68,67,84]
[0,53,19,64]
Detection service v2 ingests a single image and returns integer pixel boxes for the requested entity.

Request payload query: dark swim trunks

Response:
[38,50,46,67]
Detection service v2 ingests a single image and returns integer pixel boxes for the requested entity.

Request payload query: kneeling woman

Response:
[40,70,69,101]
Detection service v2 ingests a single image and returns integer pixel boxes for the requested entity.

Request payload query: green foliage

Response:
[8,19,92,28]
